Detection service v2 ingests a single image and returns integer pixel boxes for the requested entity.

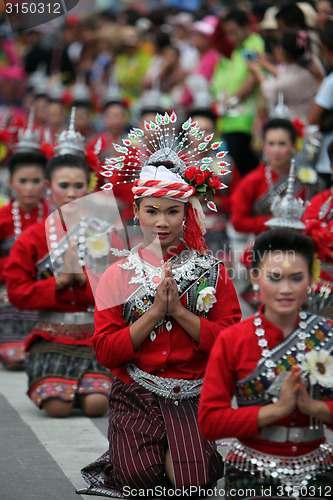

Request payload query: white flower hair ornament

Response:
[100,111,230,253]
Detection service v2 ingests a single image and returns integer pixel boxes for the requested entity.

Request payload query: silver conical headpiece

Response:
[265,159,306,230]
[53,107,86,157]
[72,74,91,103]
[14,107,41,153]
[103,74,123,106]
[187,74,213,111]
[269,92,291,119]
[28,63,48,96]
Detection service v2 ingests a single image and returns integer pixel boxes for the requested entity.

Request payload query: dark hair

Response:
[252,228,315,274]
[223,9,250,28]
[8,151,47,177]
[276,4,307,29]
[73,99,92,110]
[140,105,166,118]
[328,139,333,163]
[155,31,171,51]
[103,100,127,113]
[281,29,310,63]
[263,118,297,144]
[189,107,217,125]
[46,154,90,183]
[319,22,333,52]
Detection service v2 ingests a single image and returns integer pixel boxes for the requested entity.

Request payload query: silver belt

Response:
[38,311,94,325]
[257,425,324,443]
[126,363,203,400]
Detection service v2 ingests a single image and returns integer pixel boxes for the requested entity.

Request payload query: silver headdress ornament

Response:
[100,111,230,211]
[132,79,171,126]
[186,74,213,111]
[28,63,48,96]
[71,74,91,103]
[47,79,65,102]
[265,159,306,230]
[139,79,164,111]
[269,92,291,119]
[103,76,123,106]
[53,107,86,157]
[14,107,41,153]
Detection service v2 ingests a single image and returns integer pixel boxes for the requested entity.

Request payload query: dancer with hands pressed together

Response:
[199,228,333,499]
[131,260,201,350]
[78,112,241,497]
[5,112,116,418]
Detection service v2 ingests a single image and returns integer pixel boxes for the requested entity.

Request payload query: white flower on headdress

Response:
[196,286,217,313]
[302,349,333,388]
[297,167,318,184]
[86,233,110,258]
[319,285,331,299]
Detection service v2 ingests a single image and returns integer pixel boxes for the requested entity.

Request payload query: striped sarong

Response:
[80,378,223,497]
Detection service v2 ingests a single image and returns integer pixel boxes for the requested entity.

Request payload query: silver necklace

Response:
[254,310,308,380]
[48,214,88,266]
[12,199,44,238]
[114,244,213,296]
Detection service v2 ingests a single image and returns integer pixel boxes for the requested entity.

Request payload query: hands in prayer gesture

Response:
[275,365,330,423]
[55,237,86,290]
[152,262,182,318]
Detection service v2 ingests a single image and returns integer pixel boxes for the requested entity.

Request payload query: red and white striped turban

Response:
[132,165,195,201]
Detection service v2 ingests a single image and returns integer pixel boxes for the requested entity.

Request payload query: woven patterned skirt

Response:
[27,339,113,408]
[0,303,38,368]
[79,378,223,497]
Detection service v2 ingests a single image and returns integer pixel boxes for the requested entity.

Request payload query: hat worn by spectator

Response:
[121,26,140,46]
[297,2,318,29]
[258,6,279,31]
[192,16,218,37]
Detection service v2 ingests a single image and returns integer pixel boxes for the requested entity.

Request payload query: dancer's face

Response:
[134,197,185,256]
[263,128,294,174]
[251,251,310,322]
[10,165,45,211]
[48,167,88,209]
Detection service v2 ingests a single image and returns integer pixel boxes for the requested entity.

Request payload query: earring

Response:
[45,188,51,203]
[253,283,260,306]
[133,215,139,229]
